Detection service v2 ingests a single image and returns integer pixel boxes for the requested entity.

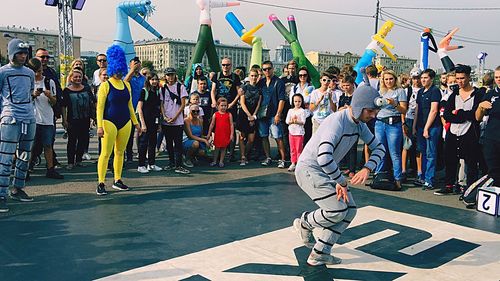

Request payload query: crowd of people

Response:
[0,38,499,213]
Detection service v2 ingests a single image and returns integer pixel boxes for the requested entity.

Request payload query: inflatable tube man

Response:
[269,14,320,88]
[186,0,239,77]
[353,20,396,85]
[419,28,437,71]
[225,12,264,68]
[437,28,463,73]
[113,0,163,64]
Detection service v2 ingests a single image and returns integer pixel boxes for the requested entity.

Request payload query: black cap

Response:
[165,67,176,74]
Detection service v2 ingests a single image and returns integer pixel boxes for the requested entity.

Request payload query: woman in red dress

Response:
[207,97,234,167]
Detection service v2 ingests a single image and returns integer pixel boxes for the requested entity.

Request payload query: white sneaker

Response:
[307,251,342,266]
[184,159,194,168]
[288,163,296,172]
[293,218,315,248]
[277,160,286,169]
[148,165,163,172]
[137,166,149,173]
[82,153,91,161]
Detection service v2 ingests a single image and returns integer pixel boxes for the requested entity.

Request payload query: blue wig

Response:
[106,44,128,77]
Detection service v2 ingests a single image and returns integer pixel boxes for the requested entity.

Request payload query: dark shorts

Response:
[35,124,55,146]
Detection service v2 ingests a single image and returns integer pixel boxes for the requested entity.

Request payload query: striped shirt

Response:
[298,109,385,186]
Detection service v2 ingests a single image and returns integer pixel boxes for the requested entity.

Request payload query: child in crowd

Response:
[238,69,262,166]
[184,92,205,119]
[207,97,234,167]
[309,72,337,133]
[338,76,357,177]
[286,94,308,172]
[190,77,212,135]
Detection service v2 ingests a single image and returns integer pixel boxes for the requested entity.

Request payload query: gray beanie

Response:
[8,39,29,61]
[351,85,381,120]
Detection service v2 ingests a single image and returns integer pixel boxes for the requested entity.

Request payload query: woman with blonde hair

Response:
[374,69,408,190]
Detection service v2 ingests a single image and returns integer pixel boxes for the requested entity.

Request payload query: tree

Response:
[142,60,154,72]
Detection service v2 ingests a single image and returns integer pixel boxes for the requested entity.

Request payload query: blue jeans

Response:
[375,120,403,181]
[417,126,442,185]
[0,118,36,196]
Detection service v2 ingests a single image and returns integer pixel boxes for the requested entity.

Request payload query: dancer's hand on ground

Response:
[350,167,370,185]
[97,127,104,138]
[336,183,349,203]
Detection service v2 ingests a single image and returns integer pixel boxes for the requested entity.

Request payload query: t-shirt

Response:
[138,88,161,121]
[92,69,101,87]
[213,72,241,103]
[309,89,336,123]
[34,77,57,125]
[290,83,313,105]
[130,74,146,110]
[416,85,441,128]
[258,76,286,118]
[406,86,420,120]
[241,84,262,113]
[285,107,308,136]
[160,82,188,126]
[483,87,500,140]
[0,64,35,121]
[191,90,212,115]
[62,86,94,121]
[376,88,407,119]
[337,92,353,108]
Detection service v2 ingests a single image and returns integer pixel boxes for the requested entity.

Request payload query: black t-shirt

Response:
[338,93,353,108]
[62,86,94,121]
[281,75,298,114]
[213,72,241,103]
[416,85,441,128]
[191,90,212,114]
[241,84,262,113]
[483,87,500,140]
[139,88,161,121]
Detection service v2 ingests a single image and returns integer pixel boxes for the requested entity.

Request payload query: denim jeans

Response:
[417,126,442,185]
[375,120,403,181]
[0,119,36,196]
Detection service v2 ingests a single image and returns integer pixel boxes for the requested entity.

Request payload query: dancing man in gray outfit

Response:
[293,84,386,266]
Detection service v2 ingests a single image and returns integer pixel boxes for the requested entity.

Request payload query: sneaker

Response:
[209,162,217,167]
[148,165,163,172]
[137,166,149,174]
[423,182,435,190]
[164,163,175,170]
[184,159,194,168]
[174,166,191,174]
[240,159,247,166]
[0,196,8,213]
[288,163,296,172]
[66,164,74,170]
[96,183,108,196]
[454,185,465,195]
[293,218,315,248]
[261,157,272,166]
[9,189,33,202]
[112,180,130,191]
[434,185,454,196]
[401,172,407,183]
[82,153,91,161]
[46,168,64,179]
[307,251,342,266]
[75,162,84,167]
[277,160,286,169]
[413,178,425,187]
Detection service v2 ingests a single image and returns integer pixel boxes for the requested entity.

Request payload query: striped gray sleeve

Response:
[316,127,348,186]
[360,124,385,172]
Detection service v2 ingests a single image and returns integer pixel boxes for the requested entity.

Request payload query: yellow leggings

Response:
[97,120,132,183]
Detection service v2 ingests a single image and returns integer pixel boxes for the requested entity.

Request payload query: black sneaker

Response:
[413,178,425,187]
[96,183,108,196]
[46,168,64,179]
[454,185,465,195]
[0,196,8,213]
[434,186,454,196]
[112,180,130,191]
[9,189,33,202]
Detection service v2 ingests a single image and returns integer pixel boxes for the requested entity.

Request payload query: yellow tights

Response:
[97,120,132,183]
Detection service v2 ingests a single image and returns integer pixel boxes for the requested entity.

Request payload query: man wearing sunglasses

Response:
[258,61,287,168]
[92,54,107,91]
[0,39,38,212]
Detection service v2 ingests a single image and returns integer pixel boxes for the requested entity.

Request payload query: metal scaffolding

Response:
[57,0,74,87]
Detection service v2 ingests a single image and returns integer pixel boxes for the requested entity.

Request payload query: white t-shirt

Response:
[93,69,101,87]
[309,89,336,123]
[286,107,309,136]
[33,77,56,125]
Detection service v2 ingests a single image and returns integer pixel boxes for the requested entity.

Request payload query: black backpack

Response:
[367,171,399,191]
[161,82,182,105]
[461,174,494,209]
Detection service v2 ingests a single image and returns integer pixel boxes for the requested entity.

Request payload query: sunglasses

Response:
[298,74,308,77]
[321,78,331,83]
[97,59,107,62]
[38,55,50,59]
[191,110,200,113]
[222,64,231,67]
[262,67,273,71]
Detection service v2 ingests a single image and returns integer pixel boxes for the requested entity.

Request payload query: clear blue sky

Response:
[2,0,499,70]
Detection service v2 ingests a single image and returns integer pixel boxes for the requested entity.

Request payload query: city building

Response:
[0,25,81,69]
[306,50,417,75]
[134,38,270,76]
[273,43,293,73]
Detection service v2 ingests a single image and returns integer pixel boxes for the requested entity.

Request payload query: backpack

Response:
[367,171,399,191]
[461,174,494,209]
[161,82,182,105]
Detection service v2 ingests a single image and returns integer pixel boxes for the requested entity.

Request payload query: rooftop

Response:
[134,37,269,51]
[0,25,81,38]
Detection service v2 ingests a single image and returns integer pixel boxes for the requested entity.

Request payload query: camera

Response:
[133,57,140,63]
[36,87,43,93]
[449,84,459,92]
[375,97,390,107]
